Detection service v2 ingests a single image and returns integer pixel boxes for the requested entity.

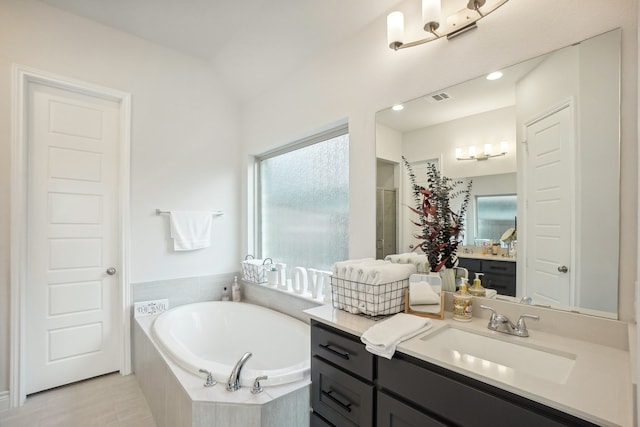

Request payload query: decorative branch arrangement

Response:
[403,157,472,272]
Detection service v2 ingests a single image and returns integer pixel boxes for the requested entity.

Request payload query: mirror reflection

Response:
[376,29,621,318]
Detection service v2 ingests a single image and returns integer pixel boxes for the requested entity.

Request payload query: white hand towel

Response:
[361,313,432,359]
[169,211,213,251]
[409,281,440,305]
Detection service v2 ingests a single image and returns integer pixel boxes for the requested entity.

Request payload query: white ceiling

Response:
[39,0,398,101]
[376,55,546,133]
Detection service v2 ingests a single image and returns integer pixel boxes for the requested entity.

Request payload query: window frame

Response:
[254,124,349,261]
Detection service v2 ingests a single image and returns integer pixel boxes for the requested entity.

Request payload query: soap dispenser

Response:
[232,276,241,302]
[453,278,473,322]
[221,286,230,301]
[468,273,486,297]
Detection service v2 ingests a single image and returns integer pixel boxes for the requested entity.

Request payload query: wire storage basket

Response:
[241,255,273,284]
[330,277,409,318]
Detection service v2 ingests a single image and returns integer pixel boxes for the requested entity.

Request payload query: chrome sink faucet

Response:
[480,305,539,337]
[227,352,252,391]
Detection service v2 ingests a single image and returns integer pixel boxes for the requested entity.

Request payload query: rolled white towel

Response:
[409,281,440,305]
[364,263,417,285]
[384,253,418,264]
[333,258,374,279]
[361,313,432,359]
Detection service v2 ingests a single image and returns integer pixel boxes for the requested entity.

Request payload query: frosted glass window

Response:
[259,131,349,273]
[476,195,517,241]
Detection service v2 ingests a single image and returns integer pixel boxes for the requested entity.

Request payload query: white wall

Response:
[0,0,241,394]
[239,0,637,324]
[402,106,516,179]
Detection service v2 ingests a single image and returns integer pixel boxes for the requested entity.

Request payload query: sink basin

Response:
[417,326,576,385]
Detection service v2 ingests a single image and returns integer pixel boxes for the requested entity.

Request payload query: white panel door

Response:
[524,106,573,306]
[26,83,121,394]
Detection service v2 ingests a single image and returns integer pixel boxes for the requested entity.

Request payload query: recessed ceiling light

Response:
[392,104,404,111]
[486,71,503,81]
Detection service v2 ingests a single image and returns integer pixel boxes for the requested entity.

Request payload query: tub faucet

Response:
[227,352,252,391]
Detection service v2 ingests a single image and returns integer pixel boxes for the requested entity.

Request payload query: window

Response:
[475,195,517,242]
[258,126,349,274]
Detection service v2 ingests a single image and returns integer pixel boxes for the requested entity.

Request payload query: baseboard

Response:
[0,391,9,413]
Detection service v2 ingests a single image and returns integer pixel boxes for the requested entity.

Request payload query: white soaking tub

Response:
[151,301,310,387]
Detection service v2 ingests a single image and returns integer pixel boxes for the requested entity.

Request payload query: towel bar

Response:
[155,209,224,216]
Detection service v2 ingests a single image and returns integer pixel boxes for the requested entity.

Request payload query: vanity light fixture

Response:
[387,0,510,51]
[456,140,508,161]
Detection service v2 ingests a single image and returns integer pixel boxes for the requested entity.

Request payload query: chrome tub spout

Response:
[227,351,252,391]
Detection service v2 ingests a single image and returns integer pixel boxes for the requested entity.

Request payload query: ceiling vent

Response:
[426,92,453,103]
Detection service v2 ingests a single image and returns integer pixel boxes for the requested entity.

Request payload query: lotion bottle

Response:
[453,278,472,322]
[468,272,486,297]
[232,276,241,302]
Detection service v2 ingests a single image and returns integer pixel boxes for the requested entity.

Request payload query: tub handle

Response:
[319,343,350,360]
[199,369,216,387]
[251,375,268,394]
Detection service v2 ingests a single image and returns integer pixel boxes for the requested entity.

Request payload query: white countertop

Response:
[458,252,517,262]
[305,304,633,427]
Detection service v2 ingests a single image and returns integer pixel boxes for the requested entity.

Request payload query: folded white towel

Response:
[409,281,440,305]
[361,313,432,359]
[169,211,213,251]
[485,289,498,298]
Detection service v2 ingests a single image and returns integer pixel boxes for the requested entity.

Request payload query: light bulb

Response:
[484,143,492,156]
[500,140,508,153]
[387,12,404,49]
[468,146,477,158]
[455,148,462,159]
[422,0,441,32]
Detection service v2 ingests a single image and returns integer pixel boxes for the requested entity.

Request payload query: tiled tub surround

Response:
[133,313,310,427]
[132,274,323,322]
[306,298,635,427]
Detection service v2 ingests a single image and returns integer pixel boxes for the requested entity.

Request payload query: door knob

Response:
[106,267,117,275]
[557,265,568,273]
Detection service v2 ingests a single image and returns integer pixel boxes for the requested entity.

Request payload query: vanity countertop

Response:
[305,304,633,427]
[458,252,516,262]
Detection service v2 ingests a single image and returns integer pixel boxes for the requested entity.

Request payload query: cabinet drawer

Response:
[378,355,589,427]
[311,356,374,427]
[311,412,334,427]
[482,260,516,275]
[311,321,374,381]
[458,258,481,273]
[377,390,448,427]
[484,273,516,296]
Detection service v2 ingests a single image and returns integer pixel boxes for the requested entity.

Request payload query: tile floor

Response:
[0,373,156,427]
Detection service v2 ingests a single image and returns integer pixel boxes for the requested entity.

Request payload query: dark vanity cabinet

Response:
[457,257,516,296]
[311,320,598,427]
[311,320,375,426]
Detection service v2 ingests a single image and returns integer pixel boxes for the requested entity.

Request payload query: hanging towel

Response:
[361,313,432,359]
[169,211,214,251]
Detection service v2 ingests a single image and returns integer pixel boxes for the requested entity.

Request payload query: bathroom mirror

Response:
[376,29,621,318]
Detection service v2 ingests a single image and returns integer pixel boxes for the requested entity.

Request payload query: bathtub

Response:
[151,301,310,387]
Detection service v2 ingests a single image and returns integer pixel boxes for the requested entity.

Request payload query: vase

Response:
[439,268,456,293]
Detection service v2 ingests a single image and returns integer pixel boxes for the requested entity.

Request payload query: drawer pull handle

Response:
[319,344,350,360]
[322,390,352,412]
